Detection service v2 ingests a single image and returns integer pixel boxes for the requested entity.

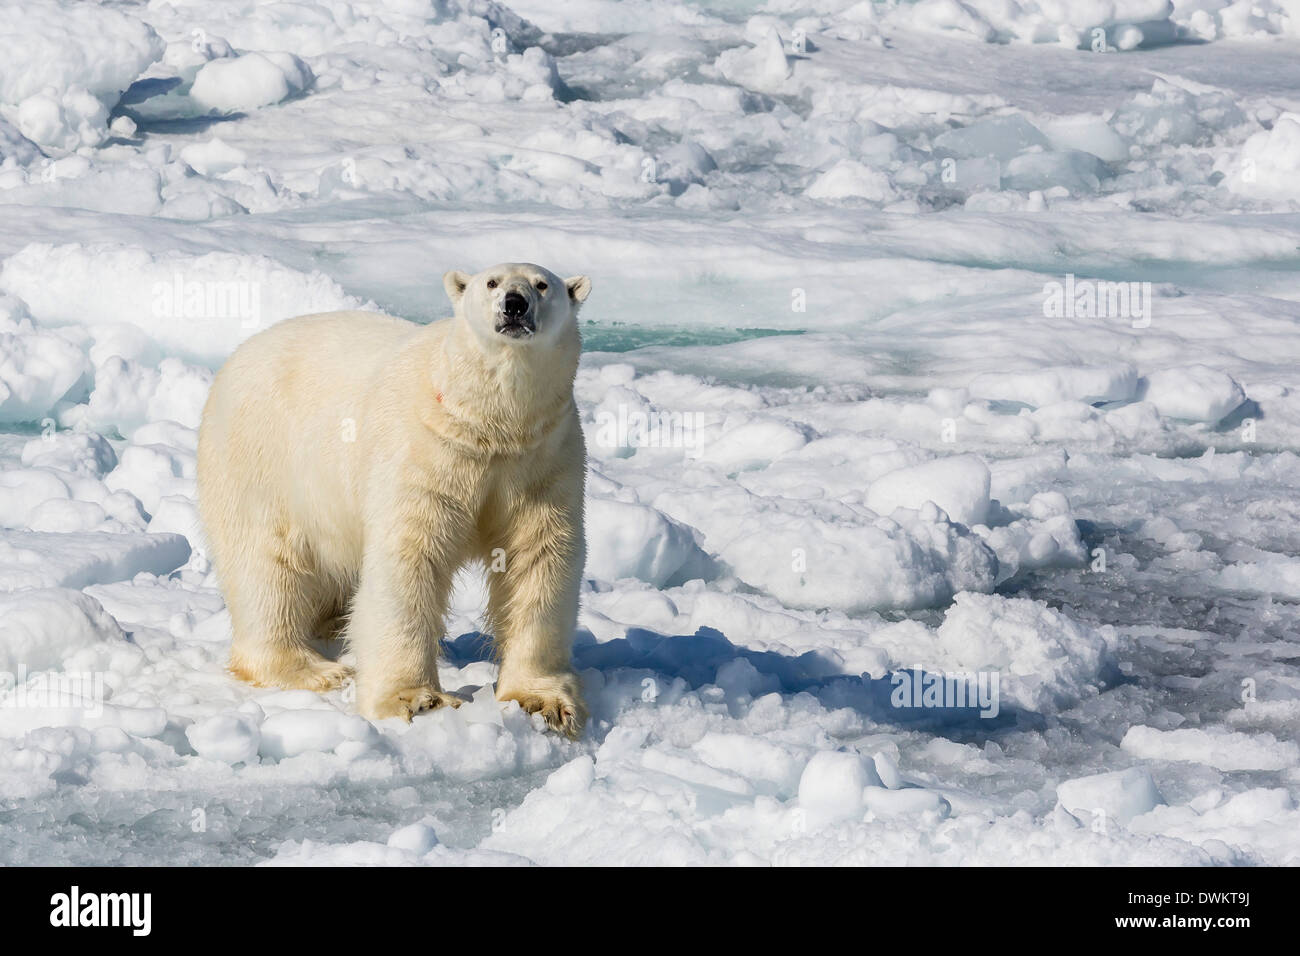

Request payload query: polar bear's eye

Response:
[486,279,498,289]
[535,281,548,292]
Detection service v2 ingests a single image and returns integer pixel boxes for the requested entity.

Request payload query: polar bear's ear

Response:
[443,270,471,305]
[565,275,592,304]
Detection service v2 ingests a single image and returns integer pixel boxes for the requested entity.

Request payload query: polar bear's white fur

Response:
[197,263,591,735]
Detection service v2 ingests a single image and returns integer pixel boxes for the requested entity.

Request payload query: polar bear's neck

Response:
[430,320,580,452]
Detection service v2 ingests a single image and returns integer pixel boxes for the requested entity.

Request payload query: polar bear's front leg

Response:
[486,483,587,738]
[347,503,467,722]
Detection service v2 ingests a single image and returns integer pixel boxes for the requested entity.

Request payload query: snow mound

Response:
[712,501,997,613]
[0,116,41,166]
[78,357,213,439]
[714,27,792,93]
[259,709,375,761]
[185,711,261,765]
[1229,112,1300,201]
[388,822,440,855]
[104,423,198,513]
[179,138,248,177]
[867,454,991,527]
[21,431,117,478]
[190,52,312,114]
[0,321,90,425]
[980,491,1089,581]
[0,0,163,150]
[1127,789,1300,864]
[968,364,1138,408]
[585,497,706,587]
[806,160,896,203]
[1056,767,1165,825]
[910,0,999,43]
[692,732,805,796]
[874,592,1112,712]
[1141,365,1245,423]
[797,751,880,827]
[0,588,126,674]
[693,419,808,470]
[146,495,205,550]
[941,593,1111,711]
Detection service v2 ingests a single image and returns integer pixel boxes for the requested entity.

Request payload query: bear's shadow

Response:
[442,625,1032,741]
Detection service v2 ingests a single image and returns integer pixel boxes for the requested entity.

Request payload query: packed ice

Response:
[0,0,1298,865]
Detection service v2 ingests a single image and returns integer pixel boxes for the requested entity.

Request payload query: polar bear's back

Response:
[221,309,418,386]
[202,309,418,450]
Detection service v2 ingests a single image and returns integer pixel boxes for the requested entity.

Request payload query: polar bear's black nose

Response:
[502,291,529,318]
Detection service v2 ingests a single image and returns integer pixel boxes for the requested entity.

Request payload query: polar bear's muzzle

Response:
[495,289,536,338]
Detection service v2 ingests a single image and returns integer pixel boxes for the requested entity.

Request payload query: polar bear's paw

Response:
[364,685,464,722]
[297,659,355,692]
[230,652,353,693]
[499,674,587,739]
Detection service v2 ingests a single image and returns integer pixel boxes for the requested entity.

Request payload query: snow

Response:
[0,243,363,366]
[898,0,1300,46]
[258,709,377,762]
[0,0,164,150]
[866,454,992,527]
[968,365,1139,408]
[806,159,896,202]
[797,750,881,826]
[387,821,440,855]
[871,591,1113,712]
[190,53,313,115]
[584,497,705,586]
[1056,766,1166,825]
[1141,365,1246,422]
[0,0,1297,867]
[1121,725,1300,772]
[0,531,190,590]
[1230,112,1300,199]
[0,588,126,673]
[186,711,261,765]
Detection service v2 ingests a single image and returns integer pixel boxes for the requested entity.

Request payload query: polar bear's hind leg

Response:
[223,529,354,692]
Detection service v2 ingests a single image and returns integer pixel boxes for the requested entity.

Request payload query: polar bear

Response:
[196,263,591,736]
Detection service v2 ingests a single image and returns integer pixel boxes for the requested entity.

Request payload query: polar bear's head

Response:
[443,263,591,347]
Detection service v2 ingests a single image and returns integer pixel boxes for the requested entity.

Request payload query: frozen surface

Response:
[0,0,1299,865]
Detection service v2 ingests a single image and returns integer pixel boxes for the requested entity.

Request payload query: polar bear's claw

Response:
[500,678,587,739]
[545,700,585,740]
